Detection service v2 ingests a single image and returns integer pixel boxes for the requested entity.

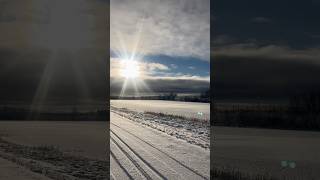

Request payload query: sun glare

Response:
[120,60,140,79]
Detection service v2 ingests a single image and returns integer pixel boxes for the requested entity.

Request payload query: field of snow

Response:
[0,121,109,179]
[111,100,210,120]
[0,157,50,180]
[212,126,320,179]
[110,112,210,180]
[111,106,210,148]
[110,99,210,179]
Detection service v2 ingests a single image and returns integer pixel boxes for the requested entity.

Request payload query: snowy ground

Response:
[111,100,210,120]
[212,126,320,180]
[0,157,50,180]
[0,121,109,179]
[110,112,210,180]
[111,106,210,149]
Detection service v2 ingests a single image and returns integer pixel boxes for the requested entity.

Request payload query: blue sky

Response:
[143,54,210,77]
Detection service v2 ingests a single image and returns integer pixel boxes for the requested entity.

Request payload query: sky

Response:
[2,0,318,106]
[212,0,320,103]
[0,0,108,111]
[0,0,210,110]
[110,0,210,96]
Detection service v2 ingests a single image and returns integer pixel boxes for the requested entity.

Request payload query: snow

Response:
[111,106,210,149]
[0,121,109,179]
[212,126,320,179]
[110,112,210,180]
[0,157,51,180]
[0,121,108,160]
[111,100,210,120]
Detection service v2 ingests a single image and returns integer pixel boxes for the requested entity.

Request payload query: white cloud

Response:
[111,58,172,78]
[110,0,210,61]
[147,74,210,81]
[148,63,170,71]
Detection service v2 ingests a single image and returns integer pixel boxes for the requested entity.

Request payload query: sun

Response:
[120,59,140,79]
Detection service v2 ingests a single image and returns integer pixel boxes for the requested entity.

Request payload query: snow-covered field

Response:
[212,126,320,179]
[110,112,210,180]
[0,121,109,179]
[111,100,210,120]
[0,157,50,180]
[111,106,210,149]
[110,100,210,179]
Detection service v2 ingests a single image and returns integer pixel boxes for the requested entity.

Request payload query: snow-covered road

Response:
[110,112,210,180]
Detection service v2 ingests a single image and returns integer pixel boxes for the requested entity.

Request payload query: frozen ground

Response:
[0,121,109,179]
[111,100,210,120]
[110,112,210,180]
[212,126,320,180]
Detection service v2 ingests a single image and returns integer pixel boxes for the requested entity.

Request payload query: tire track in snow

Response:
[111,122,208,180]
[111,136,153,180]
[111,130,168,180]
[111,126,182,180]
[110,150,134,180]
[111,140,146,180]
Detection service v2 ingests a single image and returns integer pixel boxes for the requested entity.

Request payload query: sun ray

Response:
[29,51,57,117]
[119,78,129,97]
[112,18,154,98]
[132,80,140,97]
[130,20,144,61]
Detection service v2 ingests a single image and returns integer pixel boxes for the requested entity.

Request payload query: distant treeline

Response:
[111,90,210,103]
[0,107,108,121]
[213,92,320,131]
